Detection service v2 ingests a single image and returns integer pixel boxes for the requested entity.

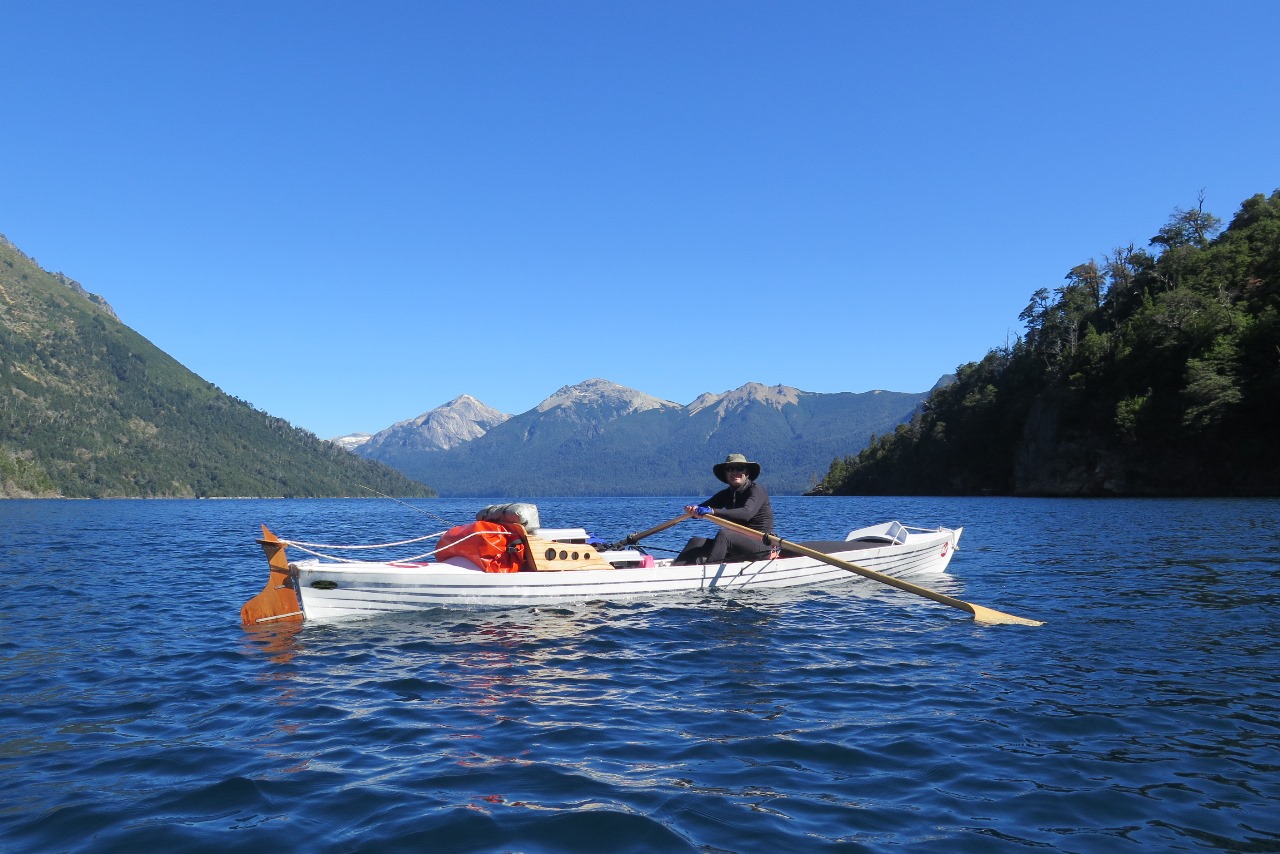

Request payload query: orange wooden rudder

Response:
[241,526,304,625]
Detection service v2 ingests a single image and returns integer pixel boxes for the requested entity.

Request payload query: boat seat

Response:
[780,539,884,558]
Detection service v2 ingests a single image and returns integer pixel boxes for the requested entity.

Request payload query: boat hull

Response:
[282,524,963,622]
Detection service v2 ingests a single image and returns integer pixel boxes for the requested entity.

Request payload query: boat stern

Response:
[241,526,305,626]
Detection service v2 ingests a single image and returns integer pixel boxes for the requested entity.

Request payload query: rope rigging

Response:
[279,526,521,565]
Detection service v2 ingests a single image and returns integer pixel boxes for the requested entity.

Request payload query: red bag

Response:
[436,521,525,573]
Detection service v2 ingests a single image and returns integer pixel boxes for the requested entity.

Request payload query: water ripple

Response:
[3,497,1280,851]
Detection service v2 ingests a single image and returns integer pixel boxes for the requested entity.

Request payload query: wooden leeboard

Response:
[524,535,615,571]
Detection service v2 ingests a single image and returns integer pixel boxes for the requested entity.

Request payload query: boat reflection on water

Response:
[241,620,305,665]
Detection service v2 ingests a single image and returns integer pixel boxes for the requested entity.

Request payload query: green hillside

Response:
[812,191,1280,497]
[0,235,433,498]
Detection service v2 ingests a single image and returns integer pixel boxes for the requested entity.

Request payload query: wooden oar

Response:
[606,514,690,550]
[704,515,1043,626]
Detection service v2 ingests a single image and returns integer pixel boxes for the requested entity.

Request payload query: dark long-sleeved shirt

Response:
[704,480,774,534]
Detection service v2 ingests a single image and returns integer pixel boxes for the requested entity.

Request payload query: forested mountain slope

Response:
[0,235,432,498]
[812,191,1280,497]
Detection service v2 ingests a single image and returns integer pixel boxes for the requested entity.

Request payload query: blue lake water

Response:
[2,495,1279,852]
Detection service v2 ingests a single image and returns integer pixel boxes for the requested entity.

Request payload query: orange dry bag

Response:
[436,521,525,573]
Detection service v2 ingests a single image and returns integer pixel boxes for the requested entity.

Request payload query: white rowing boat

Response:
[241,503,969,625]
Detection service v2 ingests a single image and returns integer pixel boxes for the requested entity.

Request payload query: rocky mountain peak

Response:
[536,378,679,415]
[687,382,802,416]
[361,394,510,453]
[354,378,932,495]
[329,432,373,451]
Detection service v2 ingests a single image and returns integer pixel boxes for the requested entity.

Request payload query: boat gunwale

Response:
[291,529,954,579]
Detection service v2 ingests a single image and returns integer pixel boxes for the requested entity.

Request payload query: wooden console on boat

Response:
[522,532,615,571]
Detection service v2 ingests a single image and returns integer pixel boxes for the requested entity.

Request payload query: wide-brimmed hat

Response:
[713,453,761,483]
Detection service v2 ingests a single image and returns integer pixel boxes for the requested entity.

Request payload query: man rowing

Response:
[674,453,776,565]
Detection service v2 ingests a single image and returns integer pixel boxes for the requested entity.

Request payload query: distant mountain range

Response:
[0,229,941,499]
[340,377,943,496]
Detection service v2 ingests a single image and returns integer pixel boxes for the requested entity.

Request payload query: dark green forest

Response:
[812,190,1280,497]
[0,235,433,498]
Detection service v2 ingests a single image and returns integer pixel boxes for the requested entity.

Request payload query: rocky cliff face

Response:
[0,233,118,319]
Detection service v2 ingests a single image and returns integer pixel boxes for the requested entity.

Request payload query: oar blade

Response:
[703,514,1043,627]
[966,603,1044,627]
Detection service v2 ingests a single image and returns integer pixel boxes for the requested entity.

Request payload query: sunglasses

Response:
[724,465,747,472]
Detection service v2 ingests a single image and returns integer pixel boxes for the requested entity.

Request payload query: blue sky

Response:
[4,1,1277,439]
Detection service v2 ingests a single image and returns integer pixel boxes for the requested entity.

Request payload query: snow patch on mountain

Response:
[329,432,372,451]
